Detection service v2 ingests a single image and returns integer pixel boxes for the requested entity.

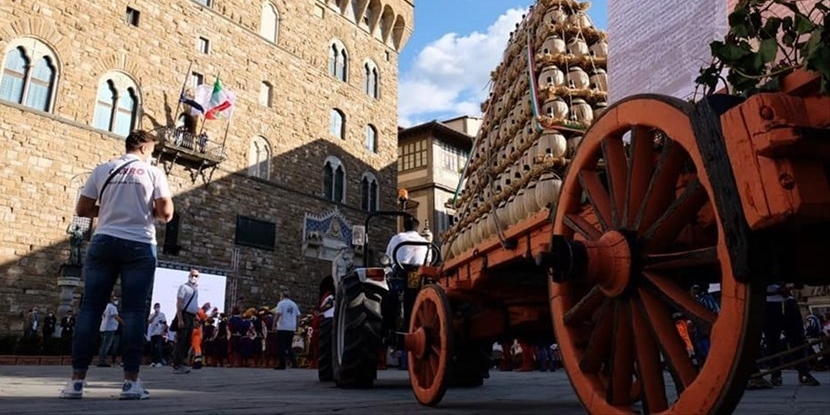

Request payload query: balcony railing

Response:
[157,127,227,164]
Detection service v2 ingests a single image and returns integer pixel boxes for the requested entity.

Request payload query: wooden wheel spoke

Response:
[643,272,717,325]
[564,213,603,241]
[643,246,718,271]
[625,126,655,226]
[563,286,605,326]
[431,345,441,356]
[637,287,698,389]
[632,138,687,234]
[578,171,613,231]
[601,135,628,228]
[643,178,708,250]
[578,301,613,374]
[631,296,669,412]
[608,300,635,407]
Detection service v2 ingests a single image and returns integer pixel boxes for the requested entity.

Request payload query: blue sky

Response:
[397,0,607,127]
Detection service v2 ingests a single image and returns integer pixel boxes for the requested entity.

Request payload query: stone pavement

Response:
[0,365,827,414]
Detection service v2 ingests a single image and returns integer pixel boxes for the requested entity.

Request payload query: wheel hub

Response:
[551,230,634,297]
[404,327,428,359]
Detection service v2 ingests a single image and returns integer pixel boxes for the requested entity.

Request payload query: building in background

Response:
[609,0,821,101]
[0,0,413,332]
[396,116,479,245]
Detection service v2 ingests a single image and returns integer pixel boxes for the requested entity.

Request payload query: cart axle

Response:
[549,231,635,297]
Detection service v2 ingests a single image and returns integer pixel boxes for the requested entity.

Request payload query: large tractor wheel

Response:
[332,274,383,388]
[317,317,333,381]
[405,284,453,406]
[550,95,764,414]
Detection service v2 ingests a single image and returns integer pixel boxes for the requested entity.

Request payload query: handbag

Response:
[170,290,196,331]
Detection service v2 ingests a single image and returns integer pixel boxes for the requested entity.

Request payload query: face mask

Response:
[113,300,119,306]
[189,277,198,284]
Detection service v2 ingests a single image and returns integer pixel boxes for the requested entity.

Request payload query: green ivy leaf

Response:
[795,14,816,34]
[760,17,781,39]
[713,42,752,60]
[758,38,779,64]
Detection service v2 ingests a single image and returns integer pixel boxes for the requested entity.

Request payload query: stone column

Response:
[56,264,82,336]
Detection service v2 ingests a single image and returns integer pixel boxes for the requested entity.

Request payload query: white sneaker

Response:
[59,379,84,399]
[119,379,150,400]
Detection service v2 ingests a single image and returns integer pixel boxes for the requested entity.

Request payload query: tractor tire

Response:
[332,273,383,388]
[317,317,333,381]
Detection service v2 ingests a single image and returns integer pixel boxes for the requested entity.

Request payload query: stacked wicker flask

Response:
[442,0,608,261]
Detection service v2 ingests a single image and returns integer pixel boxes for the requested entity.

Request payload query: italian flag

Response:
[195,77,235,120]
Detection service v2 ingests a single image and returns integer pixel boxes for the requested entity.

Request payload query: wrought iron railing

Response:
[157,127,227,162]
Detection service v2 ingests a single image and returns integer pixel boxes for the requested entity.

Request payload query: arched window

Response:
[330,109,345,139]
[24,56,55,111]
[248,136,271,180]
[323,156,346,203]
[0,38,60,112]
[361,172,379,211]
[91,72,141,136]
[114,87,138,136]
[328,40,348,82]
[260,2,280,43]
[364,61,379,98]
[93,81,116,131]
[365,124,378,153]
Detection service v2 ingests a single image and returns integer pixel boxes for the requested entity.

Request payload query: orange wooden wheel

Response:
[550,95,764,414]
[406,284,454,407]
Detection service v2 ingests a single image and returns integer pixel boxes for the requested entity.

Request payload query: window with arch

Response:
[0,38,59,112]
[330,109,345,139]
[260,2,280,43]
[361,172,379,212]
[364,61,379,98]
[248,136,271,180]
[365,124,378,153]
[328,41,348,82]
[92,72,140,136]
[323,156,346,203]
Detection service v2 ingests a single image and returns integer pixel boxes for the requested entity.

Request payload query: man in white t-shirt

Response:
[172,269,200,374]
[97,296,123,367]
[385,216,428,266]
[273,291,301,370]
[147,303,167,367]
[61,130,174,401]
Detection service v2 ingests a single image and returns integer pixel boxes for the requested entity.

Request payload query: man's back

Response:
[276,299,300,332]
[83,155,170,244]
[386,230,428,266]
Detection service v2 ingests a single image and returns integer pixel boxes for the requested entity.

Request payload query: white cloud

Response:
[398,8,528,128]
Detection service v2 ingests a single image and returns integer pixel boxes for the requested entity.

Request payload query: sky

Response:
[397,0,608,128]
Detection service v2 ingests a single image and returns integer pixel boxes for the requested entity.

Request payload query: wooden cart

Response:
[401,70,830,413]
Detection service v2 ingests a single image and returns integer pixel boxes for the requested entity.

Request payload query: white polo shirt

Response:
[81,154,171,245]
[385,231,428,266]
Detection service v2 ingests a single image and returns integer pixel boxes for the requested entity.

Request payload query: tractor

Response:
[316,206,441,388]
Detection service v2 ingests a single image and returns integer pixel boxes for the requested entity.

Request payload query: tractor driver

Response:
[385,216,428,267]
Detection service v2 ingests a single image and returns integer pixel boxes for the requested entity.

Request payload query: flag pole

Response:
[172,60,194,127]
[219,109,233,160]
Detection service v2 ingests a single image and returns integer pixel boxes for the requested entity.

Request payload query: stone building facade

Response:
[0,0,413,333]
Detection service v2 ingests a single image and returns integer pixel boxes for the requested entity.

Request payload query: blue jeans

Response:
[97,330,116,364]
[72,234,157,373]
